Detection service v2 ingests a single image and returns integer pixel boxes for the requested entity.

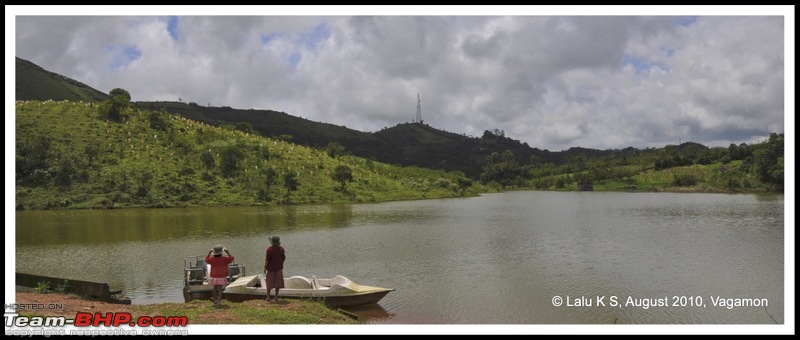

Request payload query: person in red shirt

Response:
[206,245,234,305]
[264,236,286,302]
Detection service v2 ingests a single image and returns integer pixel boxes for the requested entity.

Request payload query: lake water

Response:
[15,191,784,324]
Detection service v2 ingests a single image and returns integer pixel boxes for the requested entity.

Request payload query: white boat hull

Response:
[223,274,394,308]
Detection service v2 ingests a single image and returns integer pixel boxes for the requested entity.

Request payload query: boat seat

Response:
[311,275,329,290]
[285,276,313,289]
[186,262,206,285]
[228,263,242,280]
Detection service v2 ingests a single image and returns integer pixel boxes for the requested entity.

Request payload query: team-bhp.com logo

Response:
[5,310,189,336]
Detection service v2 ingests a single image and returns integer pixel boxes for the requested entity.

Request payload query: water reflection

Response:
[16,204,358,246]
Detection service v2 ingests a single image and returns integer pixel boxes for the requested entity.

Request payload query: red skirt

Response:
[266,270,285,289]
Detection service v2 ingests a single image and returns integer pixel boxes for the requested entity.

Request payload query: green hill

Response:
[13,57,560,179]
[15,57,109,102]
[15,100,478,210]
[133,101,384,152]
[135,102,559,178]
[15,57,783,197]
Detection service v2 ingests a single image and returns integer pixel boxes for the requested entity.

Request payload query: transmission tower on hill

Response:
[415,93,423,124]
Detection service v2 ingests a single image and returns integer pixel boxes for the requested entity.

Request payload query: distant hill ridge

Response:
[16,56,570,178]
[15,57,109,102]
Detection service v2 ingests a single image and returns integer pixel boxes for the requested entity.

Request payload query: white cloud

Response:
[10,7,790,151]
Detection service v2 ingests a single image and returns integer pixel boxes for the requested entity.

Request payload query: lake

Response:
[15,191,784,324]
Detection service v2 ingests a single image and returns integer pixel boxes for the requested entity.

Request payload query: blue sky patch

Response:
[288,52,301,67]
[167,16,179,41]
[673,16,698,27]
[621,54,671,75]
[106,44,142,69]
[261,33,279,45]
[621,55,651,74]
[303,23,330,50]
[260,23,330,68]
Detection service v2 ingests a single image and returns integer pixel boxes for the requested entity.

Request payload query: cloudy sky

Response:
[8,6,793,151]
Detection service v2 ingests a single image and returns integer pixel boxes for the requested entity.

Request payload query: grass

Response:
[35,281,51,293]
[134,299,360,324]
[15,291,360,324]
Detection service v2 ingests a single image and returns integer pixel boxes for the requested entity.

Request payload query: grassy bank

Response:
[15,291,360,324]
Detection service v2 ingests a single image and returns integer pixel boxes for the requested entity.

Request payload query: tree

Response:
[148,109,169,131]
[53,154,77,187]
[256,167,278,202]
[753,132,783,191]
[256,144,270,161]
[234,122,255,134]
[219,144,244,178]
[100,88,132,121]
[332,165,353,191]
[264,167,278,189]
[109,88,131,102]
[16,134,52,186]
[457,177,473,195]
[283,172,299,203]
[325,142,346,158]
[479,150,521,187]
[134,170,153,199]
[84,143,100,167]
[200,150,215,174]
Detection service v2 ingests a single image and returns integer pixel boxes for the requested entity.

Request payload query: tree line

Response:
[477,133,784,192]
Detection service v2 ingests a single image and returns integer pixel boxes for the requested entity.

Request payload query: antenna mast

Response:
[415,93,423,124]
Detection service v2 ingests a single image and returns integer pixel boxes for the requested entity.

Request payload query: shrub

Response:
[35,281,51,294]
[672,174,697,187]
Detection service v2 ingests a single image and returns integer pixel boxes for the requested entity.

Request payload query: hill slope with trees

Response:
[15,96,477,210]
[15,57,784,205]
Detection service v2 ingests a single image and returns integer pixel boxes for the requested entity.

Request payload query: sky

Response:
[8,6,793,152]
[5,6,796,335]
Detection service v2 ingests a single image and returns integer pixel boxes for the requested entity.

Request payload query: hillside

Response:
[15,57,109,102]
[134,102,560,178]
[13,57,570,179]
[15,57,784,196]
[133,101,384,153]
[15,100,478,210]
